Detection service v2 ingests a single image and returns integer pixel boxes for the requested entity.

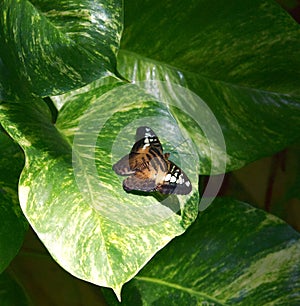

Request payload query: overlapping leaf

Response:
[0,0,122,98]
[103,198,300,305]
[0,0,299,303]
[118,0,300,171]
[0,77,199,298]
[118,53,300,172]
[122,0,300,95]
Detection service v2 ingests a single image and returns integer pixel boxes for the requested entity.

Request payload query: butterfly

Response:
[112,126,192,195]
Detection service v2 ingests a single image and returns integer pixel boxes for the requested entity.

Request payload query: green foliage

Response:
[0,0,299,304]
[0,0,122,97]
[103,198,300,305]
[0,130,27,273]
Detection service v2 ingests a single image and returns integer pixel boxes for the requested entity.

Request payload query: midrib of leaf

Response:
[120,49,224,85]
[135,276,228,305]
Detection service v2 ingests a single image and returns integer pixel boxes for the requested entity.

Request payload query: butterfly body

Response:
[113,127,192,195]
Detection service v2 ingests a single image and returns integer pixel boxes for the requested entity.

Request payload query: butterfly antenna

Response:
[167,138,194,156]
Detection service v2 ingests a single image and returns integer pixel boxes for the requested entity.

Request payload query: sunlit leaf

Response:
[0,0,122,98]
[0,77,199,297]
[0,0,299,302]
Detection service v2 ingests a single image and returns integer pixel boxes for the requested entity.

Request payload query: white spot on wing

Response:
[170,176,177,183]
[165,173,171,181]
[177,174,184,184]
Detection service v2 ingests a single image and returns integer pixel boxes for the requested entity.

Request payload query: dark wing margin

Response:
[135,126,157,141]
[132,126,163,155]
[112,154,135,176]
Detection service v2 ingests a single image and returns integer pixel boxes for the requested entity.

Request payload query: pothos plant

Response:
[0,0,300,305]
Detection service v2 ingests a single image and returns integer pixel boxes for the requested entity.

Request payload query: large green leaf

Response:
[0,0,122,98]
[0,129,27,273]
[118,54,300,171]
[103,198,300,305]
[0,77,199,298]
[122,0,300,95]
[118,0,300,171]
[0,1,299,303]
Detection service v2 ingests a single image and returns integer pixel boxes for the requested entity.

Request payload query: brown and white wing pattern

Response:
[112,126,192,195]
[156,160,192,195]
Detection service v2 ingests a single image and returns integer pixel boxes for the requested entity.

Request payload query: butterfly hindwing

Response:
[157,160,192,195]
[112,126,192,195]
[123,175,157,193]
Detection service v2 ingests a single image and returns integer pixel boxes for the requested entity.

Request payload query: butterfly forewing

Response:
[112,126,192,195]
[132,126,163,155]
[112,154,135,176]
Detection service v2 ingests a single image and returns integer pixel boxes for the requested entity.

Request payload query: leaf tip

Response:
[113,285,123,302]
